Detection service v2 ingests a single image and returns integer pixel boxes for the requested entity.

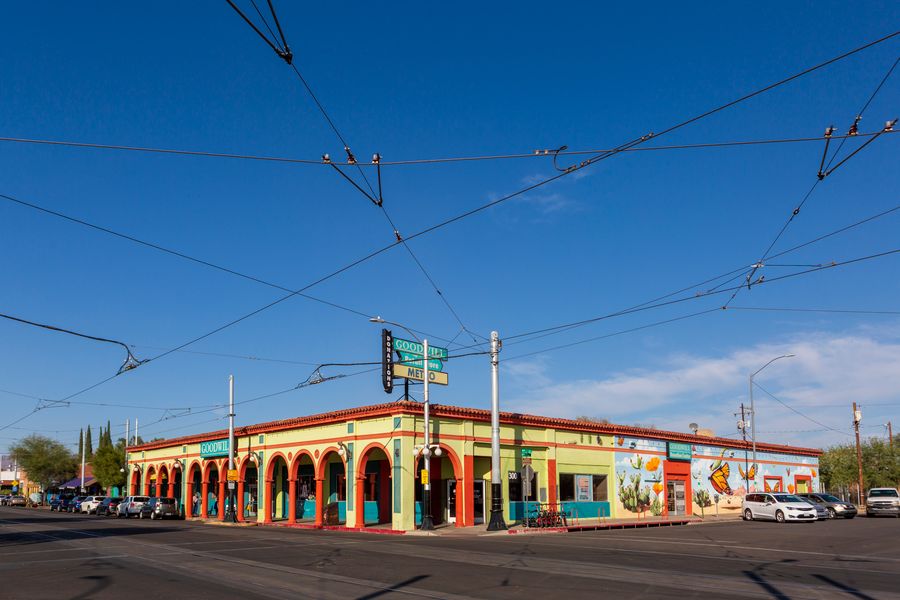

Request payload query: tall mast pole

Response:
[80,428,86,494]
[487,331,507,530]
[853,402,864,505]
[420,339,434,530]
[228,375,236,523]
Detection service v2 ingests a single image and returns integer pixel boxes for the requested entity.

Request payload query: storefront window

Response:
[508,471,537,502]
[560,473,607,501]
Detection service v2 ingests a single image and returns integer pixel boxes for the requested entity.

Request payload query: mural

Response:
[614,436,820,516]
[613,437,665,516]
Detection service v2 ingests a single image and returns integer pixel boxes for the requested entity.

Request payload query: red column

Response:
[218,479,226,520]
[237,479,245,522]
[314,477,324,526]
[143,474,150,497]
[200,481,209,519]
[548,458,558,506]
[463,454,474,527]
[166,480,175,499]
[355,476,366,527]
[288,478,297,524]
[262,479,273,523]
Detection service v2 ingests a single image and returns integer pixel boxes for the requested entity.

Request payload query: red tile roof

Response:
[131,400,820,457]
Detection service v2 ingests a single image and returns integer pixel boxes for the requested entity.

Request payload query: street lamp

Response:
[369,316,435,530]
[749,354,795,480]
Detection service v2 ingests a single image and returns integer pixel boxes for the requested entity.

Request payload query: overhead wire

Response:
[0,130,893,167]
[752,381,853,436]
[2,30,896,431]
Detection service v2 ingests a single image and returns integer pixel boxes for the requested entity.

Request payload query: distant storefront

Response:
[129,401,820,530]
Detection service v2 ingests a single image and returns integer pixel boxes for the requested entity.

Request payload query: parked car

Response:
[796,493,857,519]
[50,493,75,512]
[865,488,900,517]
[96,497,122,517]
[80,496,103,514]
[71,496,89,513]
[117,496,150,518]
[8,495,27,507]
[139,497,179,520]
[29,493,43,507]
[0,495,10,506]
[742,492,817,522]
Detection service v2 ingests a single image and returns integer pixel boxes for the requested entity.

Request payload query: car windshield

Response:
[869,489,899,497]
[819,494,842,502]
[159,498,175,505]
[134,496,149,502]
[775,495,804,503]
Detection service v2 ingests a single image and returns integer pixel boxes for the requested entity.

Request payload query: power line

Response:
[1,130,893,168]
[728,306,900,316]
[752,381,853,437]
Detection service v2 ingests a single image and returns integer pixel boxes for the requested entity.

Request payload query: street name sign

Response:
[394,365,449,385]
[397,350,444,372]
[392,338,448,359]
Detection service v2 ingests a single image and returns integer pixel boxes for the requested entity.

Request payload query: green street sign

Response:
[392,338,448,360]
[397,350,443,372]
[200,439,230,458]
[521,448,532,458]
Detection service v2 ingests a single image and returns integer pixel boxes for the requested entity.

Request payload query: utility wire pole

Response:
[421,340,434,530]
[888,421,893,452]
[228,375,237,523]
[124,419,130,495]
[736,404,750,491]
[853,402,864,506]
[487,331,507,531]
[80,428,86,494]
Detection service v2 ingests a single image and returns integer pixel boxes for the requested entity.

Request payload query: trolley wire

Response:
[753,381,853,437]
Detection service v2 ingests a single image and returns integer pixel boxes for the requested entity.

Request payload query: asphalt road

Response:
[1,507,897,599]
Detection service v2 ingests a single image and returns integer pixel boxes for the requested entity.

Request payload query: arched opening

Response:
[316,450,347,526]
[290,452,316,523]
[172,464,184,514]
[355,444,392,527]
[145,465,157,497]
[239,458,259,521]
[413,445,463,527]
[158,464,170,498]
[266,454,289,522]
[130,468,140,496]
[187,462,202,517]
[204,461,220,519]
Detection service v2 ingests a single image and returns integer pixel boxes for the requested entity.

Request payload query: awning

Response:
[60,476,98,489]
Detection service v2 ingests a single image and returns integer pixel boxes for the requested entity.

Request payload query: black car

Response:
[96,497,123,517]
[49,493,75,512]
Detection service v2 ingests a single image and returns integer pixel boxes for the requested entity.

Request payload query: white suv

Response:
[80,496,103,514]
[117,496,150,518]
[742,492,817,523]
[865,488,900,517]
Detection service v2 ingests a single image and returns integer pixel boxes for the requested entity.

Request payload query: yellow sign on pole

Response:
[394,365,449,386]
[226,469,239,482]
[420,469,429,485]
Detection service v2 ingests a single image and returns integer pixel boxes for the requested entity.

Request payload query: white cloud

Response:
[508,327,900,447]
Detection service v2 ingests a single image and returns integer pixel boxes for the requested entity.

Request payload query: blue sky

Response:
[1,2,898,454]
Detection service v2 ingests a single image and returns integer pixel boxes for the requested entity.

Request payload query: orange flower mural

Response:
[788,484,795,494]
[653,482,663,495]
[645,457,660,472]
[811,469,817,478]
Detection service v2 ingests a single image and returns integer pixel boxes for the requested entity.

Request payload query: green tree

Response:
[9,435,76,500]
[92,436,126,492]
[820,437,899,492]
[85,424,93,457]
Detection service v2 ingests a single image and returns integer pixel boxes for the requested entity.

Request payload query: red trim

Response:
[131,401,820,457]
[662,460,692,517]
[547,459,558,506]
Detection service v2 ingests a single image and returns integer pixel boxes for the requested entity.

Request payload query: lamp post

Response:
[749,354,795,475]
[369,317,438,530]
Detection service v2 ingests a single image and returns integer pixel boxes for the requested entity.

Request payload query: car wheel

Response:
[150,511,156,520]
[775,510,785,523]
[743,509,753,521]
[827,508,836,519]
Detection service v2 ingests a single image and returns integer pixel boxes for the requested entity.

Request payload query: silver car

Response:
[742,492,817,523]
[117,495,150,518]
[797,493,857,519]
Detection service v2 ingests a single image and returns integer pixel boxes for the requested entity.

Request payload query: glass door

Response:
[473,480,485,524]
[447,480,457,523]
[666,480,686,515]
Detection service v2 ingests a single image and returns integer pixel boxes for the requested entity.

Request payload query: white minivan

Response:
[742,492,817,523]
[117,496,150,518]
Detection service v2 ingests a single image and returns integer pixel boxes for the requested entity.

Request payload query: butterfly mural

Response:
[737,463,757,480]
[709,462,732,495]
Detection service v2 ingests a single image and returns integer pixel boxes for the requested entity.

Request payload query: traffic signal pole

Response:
[853,402,864,506]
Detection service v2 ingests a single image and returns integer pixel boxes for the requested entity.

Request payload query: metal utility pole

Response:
[487,331,507,531]
[135,417,139,446]
[749,354,794,470]
[80,428,86,494]
[853,403,864,505]
[888,421,893,453]
[420,339,434,530]
[124,419,130,496]
[737,403,750,491]
[227,375,237,523]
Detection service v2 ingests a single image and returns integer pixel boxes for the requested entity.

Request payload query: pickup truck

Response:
[865,487,900,517]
